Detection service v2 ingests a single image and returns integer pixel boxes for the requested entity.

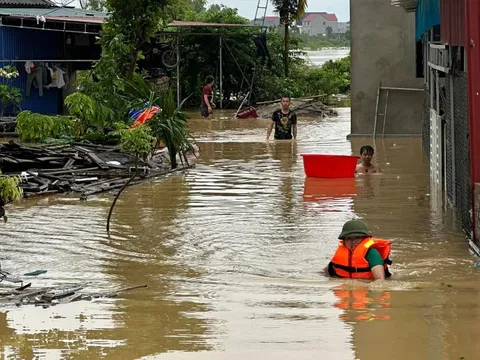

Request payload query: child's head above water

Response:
[360,145,374,165]
[360,145,374,156]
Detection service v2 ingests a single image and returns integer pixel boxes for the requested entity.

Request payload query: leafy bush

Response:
[0,65,22,116]
[16,111,76,143]
[64,92,115,134]
[0,170,23,204]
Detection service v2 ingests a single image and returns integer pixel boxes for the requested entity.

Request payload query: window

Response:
[323,22,326,25]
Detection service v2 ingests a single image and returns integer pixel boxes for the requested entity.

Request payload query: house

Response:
[0,0,107,115]
[337,22,349,34]
[251,16,280,28]
[297,12,338,36]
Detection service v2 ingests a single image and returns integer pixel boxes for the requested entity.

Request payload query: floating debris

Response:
[0,270,147,308]
[0,141,194,200]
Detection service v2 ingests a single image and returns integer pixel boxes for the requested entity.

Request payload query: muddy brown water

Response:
[1,108,480,359]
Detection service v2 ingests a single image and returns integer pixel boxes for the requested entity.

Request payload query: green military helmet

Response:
[338,219,372,239]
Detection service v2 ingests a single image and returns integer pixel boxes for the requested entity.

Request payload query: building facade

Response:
[298,12,340,35]
[383,0,480,249]
[0,1,105,115]
[349,0,423,137]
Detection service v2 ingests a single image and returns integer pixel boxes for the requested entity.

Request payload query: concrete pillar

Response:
[349,0,424,137]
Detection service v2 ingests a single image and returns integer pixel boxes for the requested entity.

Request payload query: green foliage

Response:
[293,33,350,50]
[122,74,193,169]
[79,0,107,11]
[0,170,23,205]
[259,56,350,100]
[16,111,76,143]
[270,0,307,76]
[64,92,114,134]
[114,122,153,165]
[0,65,22,116]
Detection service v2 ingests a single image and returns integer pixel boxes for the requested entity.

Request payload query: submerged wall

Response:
[349,0,424,137]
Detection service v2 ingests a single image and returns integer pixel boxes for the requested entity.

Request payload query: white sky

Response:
[69,0,350,22]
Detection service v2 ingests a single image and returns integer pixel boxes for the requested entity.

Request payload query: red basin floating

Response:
[300,154,360,178]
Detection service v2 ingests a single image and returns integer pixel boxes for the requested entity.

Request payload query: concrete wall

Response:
[350,0,424,137]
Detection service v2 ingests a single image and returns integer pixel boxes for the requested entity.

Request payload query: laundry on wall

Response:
[24,61,69,96]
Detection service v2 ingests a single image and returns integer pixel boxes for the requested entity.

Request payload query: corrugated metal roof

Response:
[9,14,104,23]
[440,0,465,46]
[168,20,255,27]
[0,0,55,7]
[415,0,440,39]
[0,7,106,18]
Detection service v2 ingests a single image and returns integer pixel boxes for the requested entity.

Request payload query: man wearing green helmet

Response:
[326,220,392,281]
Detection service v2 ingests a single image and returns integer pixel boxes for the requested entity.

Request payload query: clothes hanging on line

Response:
[25,61,68,96]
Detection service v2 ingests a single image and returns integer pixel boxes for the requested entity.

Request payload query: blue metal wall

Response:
[0,26,59,115]
[415,0,440,40]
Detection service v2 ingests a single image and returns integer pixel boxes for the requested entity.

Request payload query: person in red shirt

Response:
[200,75,215,118]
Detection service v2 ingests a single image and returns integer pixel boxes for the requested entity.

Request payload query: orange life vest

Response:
[328,237,392,279]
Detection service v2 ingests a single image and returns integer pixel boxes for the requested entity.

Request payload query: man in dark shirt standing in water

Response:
[266,95,297,140]
[200,75,215,118]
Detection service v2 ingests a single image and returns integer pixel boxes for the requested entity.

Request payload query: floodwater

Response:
[1,108,480,360]
[304,49,350,66]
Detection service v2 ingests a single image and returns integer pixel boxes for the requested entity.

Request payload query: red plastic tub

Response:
[300,154,360,178]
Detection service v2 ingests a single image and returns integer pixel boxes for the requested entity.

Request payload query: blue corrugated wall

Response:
[0,27,59,115]
[416,0,441,40]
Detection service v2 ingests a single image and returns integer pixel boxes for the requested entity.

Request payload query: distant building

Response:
[251,16,280,28]
[337,22,349,34]
[297,12,339,35]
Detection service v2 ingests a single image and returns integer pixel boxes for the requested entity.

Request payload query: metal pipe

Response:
[382,89,389,138]
[373,82,380,139]
[0,59,96,62]
[176,35,180,108]
[219,36,223,109]
[0,23,99,35]
[449,53,456,206]
[379,86,423,91]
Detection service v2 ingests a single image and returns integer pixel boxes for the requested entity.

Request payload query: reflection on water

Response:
[1,108,480,359]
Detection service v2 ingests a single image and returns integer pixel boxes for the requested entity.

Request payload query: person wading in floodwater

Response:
[266,95,297,141]
[325,220,392,281]
[200,75,216,119]
[356,145,381,174]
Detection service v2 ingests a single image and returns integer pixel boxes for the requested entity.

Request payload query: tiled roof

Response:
[302,14,318,22]
[0,0,55,7]
[321,13,338,21]
[264,16,278,21]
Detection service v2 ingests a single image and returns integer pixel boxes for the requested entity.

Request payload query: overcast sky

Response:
[207,0,350,22]
[70,0,350,22]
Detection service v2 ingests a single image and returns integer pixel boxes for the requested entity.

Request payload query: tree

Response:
[78,0,107,11]
[326,26,333,36]
[271,0,307,77]
[189,0,206,13]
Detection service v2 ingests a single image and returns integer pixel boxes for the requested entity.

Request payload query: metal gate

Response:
[430,108,443,187]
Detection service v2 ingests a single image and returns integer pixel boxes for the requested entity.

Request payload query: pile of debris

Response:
[0,269,146,308]
[0,117,16,136]
[0,141,193,200]
[255,96,338,119]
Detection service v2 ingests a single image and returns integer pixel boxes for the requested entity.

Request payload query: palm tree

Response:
[271,0,307,77]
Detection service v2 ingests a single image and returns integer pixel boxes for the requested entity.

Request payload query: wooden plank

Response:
[63,158,75,169]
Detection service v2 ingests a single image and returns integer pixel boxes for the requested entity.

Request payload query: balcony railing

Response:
[428,42,450,73]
